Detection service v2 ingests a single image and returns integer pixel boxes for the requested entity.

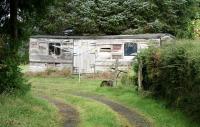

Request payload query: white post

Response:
[78,46,81,83]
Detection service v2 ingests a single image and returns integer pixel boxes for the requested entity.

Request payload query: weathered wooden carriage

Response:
[29,34,173,73]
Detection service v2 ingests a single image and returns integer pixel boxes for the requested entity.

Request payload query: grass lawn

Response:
[0,93,61,127]
[29,77,199,127]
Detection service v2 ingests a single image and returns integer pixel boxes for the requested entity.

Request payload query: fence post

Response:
[138,59,143,91]
[113,59,119,86]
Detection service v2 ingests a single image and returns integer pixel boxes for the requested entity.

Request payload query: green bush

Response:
[0,58,30,94]
[135,40,200,122]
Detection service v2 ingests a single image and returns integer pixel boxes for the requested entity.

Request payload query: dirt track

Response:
[40,96,79,127]
[40,93,152,127]
[73,93,152,127]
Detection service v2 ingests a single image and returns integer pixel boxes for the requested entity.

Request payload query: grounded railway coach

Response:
[29,34,173,73]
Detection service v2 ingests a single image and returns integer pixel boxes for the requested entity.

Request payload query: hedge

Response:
[135,40,200,122]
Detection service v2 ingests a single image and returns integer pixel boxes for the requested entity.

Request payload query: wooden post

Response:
[92,64,96,79]
[93,51,97,79]
[138,59,143,91]
[113,59,119,86]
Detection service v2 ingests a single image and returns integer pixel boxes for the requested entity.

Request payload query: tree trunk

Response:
[10,0,18,41]
[9,0,18,54]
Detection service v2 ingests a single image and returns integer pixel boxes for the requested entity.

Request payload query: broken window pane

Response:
[124,43,137,56]
[49,43,61,55]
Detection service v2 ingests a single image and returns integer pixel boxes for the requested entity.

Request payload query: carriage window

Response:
[49,43,61,55]
[124,43,137,56]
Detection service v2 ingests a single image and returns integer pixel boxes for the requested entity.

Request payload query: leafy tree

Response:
[37,0,199,38]
[0,0,54,94]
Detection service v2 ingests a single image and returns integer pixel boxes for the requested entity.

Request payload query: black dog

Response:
[100,80,113,87]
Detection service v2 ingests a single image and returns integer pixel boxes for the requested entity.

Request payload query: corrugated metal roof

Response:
[30,33,174,40]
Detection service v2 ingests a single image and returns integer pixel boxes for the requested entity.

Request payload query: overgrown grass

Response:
[31,77,127,127]
[25,68,71,77]
[30,77,199,127]
[0,93,61,127]
[19,65,29,73]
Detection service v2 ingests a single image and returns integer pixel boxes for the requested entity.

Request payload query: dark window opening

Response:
[49,43,61,55]
[100,48,111,52]
[124,43,137,56]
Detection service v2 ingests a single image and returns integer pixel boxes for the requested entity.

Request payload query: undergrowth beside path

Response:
[0,93,61,127]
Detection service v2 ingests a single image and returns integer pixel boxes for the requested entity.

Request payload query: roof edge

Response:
[30,33,174,40]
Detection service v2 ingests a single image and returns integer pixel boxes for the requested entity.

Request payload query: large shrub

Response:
[135,40,200,122]
[0,36,30,94]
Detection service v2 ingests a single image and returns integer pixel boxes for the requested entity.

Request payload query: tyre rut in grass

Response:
[73,93,152,127]
[40,96,79,127]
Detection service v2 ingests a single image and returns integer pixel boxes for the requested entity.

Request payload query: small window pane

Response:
[113,44,122,52]
[124,43,137,56]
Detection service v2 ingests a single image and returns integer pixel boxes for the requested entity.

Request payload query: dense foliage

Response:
[37,0,199,38]
[194,19,200,38]
[135,40,200,122]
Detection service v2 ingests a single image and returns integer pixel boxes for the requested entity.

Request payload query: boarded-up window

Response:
[100,48,111,52]
[124,43,137,56]
[112,55,122,59]
[30,42,38,48]
[38,42,46,50]
[113,44,122,52]
[49,43,61,55]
